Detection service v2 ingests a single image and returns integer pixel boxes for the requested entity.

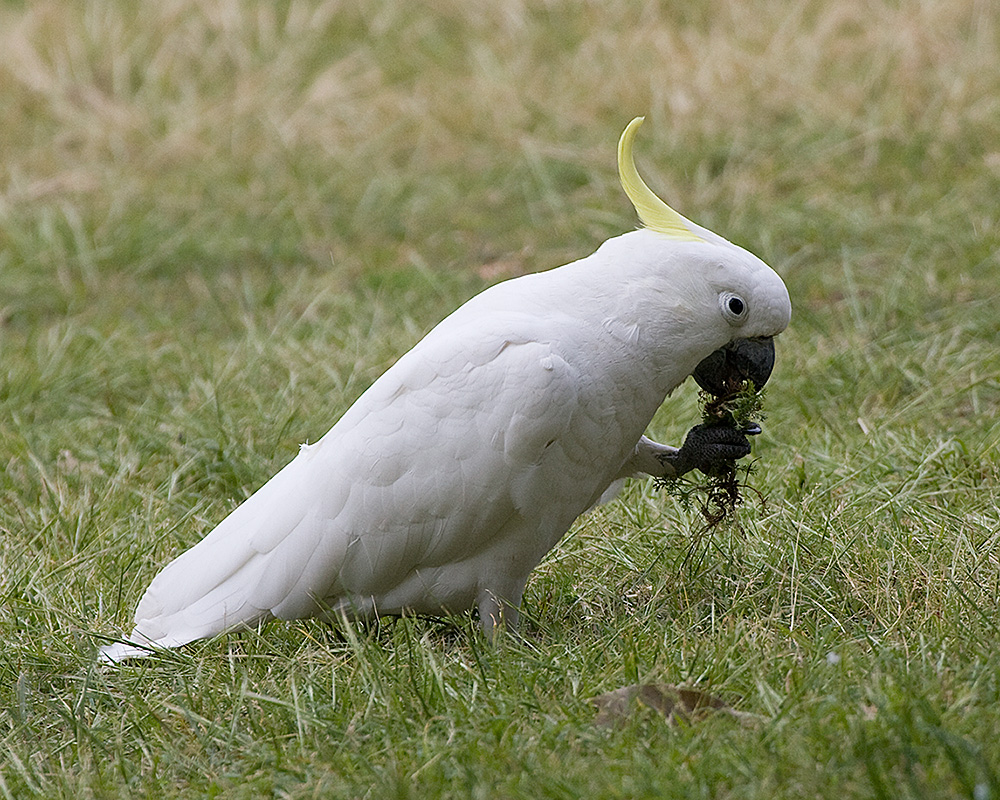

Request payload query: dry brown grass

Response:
[3,0,997,275]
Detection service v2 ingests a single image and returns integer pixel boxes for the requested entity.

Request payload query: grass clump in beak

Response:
[658,381,767,528]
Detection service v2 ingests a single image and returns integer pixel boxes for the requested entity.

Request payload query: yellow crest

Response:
[618,117,704,243]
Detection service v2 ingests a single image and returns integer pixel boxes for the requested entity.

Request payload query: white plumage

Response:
[99,119,791,661]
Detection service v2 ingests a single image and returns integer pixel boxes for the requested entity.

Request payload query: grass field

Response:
[2,0,1000,796]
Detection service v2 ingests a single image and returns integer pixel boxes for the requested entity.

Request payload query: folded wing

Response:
[100,322,607,661]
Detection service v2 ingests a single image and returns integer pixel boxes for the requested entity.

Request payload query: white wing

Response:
[100,312,625,660]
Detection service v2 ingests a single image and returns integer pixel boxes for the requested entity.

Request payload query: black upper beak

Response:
[692,337,776,396]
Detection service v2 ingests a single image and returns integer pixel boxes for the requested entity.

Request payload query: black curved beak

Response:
[692,337,776,397]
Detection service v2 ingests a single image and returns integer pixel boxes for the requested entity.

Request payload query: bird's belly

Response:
[321,563,481,619]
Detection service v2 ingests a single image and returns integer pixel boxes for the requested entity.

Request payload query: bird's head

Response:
[617,117,791,396]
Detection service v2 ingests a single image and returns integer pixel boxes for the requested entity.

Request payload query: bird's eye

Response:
[720,292,747,323]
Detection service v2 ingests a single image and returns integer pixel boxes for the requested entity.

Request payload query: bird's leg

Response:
[617,435,683,480]
[477,589,520,641]
[658,424,755,476]
[619,426,756,481]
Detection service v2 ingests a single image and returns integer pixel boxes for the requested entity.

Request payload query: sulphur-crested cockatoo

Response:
[99,118,791,662]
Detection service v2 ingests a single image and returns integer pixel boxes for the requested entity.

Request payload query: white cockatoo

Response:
[99,118,791,662]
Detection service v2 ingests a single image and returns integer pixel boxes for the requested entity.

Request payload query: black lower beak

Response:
[692,337,776,396]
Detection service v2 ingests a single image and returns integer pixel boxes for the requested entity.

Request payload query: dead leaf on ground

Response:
[590,683,759,728]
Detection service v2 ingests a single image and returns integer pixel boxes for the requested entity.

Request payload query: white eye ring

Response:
[720,292,748,324]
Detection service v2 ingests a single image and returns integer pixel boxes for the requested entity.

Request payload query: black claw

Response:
[665,423,755,477]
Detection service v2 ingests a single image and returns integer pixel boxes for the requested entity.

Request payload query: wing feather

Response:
[103,324,605,659]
